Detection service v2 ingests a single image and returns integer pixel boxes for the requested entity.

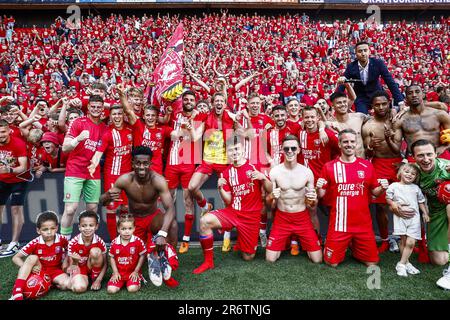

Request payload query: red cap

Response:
[40,132,60,146]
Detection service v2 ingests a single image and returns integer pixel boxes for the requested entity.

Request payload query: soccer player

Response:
[317,128,389,267]
[0,119,28,257]
[266,135,322,263]
[100,146,179,288]
[164,91,204,254]
[298,106,340,240]
[67,210,107,293]
[326,92,367,158]
[187,93,237,242]
[193,135,272,274]
[107,214,147,294]
[10,211,71,300]
[88,105,133,240]
[237,93,274,250]
[362,91,402,253]
[60,95,108,240]
[410,140,450,289]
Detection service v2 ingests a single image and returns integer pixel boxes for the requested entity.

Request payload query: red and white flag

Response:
[150,23,184,113]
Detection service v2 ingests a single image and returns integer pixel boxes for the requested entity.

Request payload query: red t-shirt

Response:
[42,148,68,170]
[0,136,28,183]
[65,116,108,179]
[109,235,146,275]
[319,158,379,233]
[298,128,339,178]
[97,125,133,177]
[68,234,107,268]
[221,161,265,212]
[132,121,171,170]
[20,234,68,270]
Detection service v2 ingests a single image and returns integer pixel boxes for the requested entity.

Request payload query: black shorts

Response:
[0,181,29,206]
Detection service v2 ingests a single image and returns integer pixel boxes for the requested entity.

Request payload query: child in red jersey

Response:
[107,214,146,294]
[10,211,71,300]
[67,210,107,293]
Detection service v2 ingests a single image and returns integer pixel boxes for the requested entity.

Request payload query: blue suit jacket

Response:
[340,57,404,106]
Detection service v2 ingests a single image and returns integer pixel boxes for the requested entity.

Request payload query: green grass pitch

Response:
[0,246,449,300]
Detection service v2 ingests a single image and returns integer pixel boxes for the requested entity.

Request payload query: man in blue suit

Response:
[340,41,404,114]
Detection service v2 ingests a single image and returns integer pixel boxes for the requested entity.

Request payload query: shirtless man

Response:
[100,146,179,288]
[392,84,450,262]
[393,85,450,159]
[362,91,402,253]
[266,135,322,263]
[327,92,367,158]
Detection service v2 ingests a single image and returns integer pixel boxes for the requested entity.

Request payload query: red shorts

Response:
[104,176,128,208]
[165,164,196,189]
[324,229,379,265]
[36,267,65,282]
[371,157,402,204]
[134,210,161,250]
[195,161,228,176]
[210,207,260,255]
[267,209,321,252]
[107,273,141,289]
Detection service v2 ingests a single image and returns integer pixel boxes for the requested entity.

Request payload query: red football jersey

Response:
[20,234,68,269]
[319,158,379,233]
[298,128,339,178]
[0,136,28,183]
[132,121,171,169]
[68,234,107,267]
[221,161,265,212]
[97,125,133,176]
[240,113,273,167]
[42,148,68,170]
[267,126,297,166]
[65,116,108,179]
[109,235,146,274]
[167,111,196,166]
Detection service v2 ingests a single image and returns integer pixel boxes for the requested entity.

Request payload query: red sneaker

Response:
[377,241,390,253]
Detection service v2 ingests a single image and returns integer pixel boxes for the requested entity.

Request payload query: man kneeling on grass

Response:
[193,135,272,274]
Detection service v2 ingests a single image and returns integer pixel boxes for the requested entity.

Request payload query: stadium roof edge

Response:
[0,3,449,10]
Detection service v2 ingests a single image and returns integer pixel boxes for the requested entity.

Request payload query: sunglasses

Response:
[283,146,298,153]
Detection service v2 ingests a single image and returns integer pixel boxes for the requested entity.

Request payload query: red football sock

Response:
[165,244,179,271]
[193,234,214,274]
[379,225,389,242]
[12,278,26,296]
[163,277,179,288]
[260,212,267,232]
[184,214,194,239]
[197,198,207,208]
[106,212,117,241]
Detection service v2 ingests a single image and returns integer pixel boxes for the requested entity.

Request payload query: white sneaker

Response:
[395,262,408,277]
[147,253,162,287]
[405,262,420,275]
[0,242,20,258]
[389,238,400,253]
[436,267,450,290]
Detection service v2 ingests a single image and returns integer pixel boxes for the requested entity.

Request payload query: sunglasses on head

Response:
[283,146,298,153]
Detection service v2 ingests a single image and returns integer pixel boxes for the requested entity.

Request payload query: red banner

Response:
[150,23,184,113]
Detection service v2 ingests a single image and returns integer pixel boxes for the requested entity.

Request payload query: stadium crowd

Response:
[0,11,450,299]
